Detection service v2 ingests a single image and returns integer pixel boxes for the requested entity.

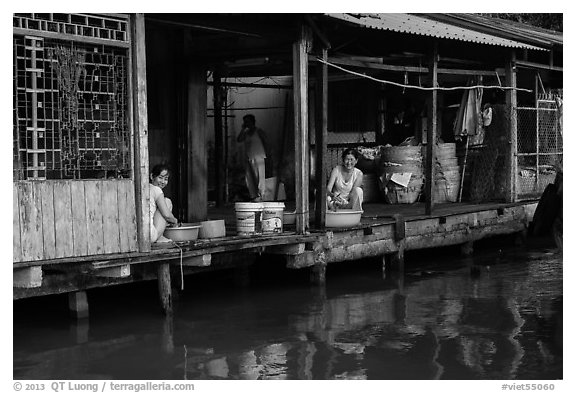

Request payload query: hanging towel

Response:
[453,79,483,137]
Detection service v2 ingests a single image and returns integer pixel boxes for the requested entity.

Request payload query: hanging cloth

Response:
[453,78,484,138]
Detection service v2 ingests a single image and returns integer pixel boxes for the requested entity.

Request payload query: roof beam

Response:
[310,55,505,76]
[515,59,562,72]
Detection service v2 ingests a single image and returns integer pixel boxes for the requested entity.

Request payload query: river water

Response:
[13,244,562,380]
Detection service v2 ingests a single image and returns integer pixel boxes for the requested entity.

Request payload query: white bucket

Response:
[235,202,263,235]
[261,202,285,234]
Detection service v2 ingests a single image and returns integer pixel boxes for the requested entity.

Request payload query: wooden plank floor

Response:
[206,200,535,230]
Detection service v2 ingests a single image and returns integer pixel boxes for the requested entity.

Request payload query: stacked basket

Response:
[379,146,424,204]
[434,143,461,203]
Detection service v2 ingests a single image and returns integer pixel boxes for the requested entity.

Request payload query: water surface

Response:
[13,245,562,380]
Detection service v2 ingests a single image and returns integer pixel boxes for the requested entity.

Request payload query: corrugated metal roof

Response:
[326,13,547,51]
[427,13,562,48]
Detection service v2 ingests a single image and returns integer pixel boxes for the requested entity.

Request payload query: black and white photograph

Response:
[8,6,566,389]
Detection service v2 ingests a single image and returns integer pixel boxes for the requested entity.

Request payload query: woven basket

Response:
[384,176,424,204]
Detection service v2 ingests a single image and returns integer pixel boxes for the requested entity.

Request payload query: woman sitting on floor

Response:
[149,164,178,243]
[326,148,364,211]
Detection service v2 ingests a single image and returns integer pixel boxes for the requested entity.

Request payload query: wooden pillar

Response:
[213,69,225,207]
[314,48,328,229]
[310,264,326,286]
[515,228,528,246]
[386,243,405,272]
[70,319,89,344]
[157,263,173,315]
[293,26,312,234]
[161,316,175,354]
[376,85,386,144]
[68,291,89,319]
[506,50,518,203]
[425,41,439,216]
[130,13,151,252]
[187,64,208,221]
[460,241,474,256]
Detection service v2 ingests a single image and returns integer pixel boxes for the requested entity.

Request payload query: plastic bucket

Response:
[235,202,263,235]
[261,202,285,234]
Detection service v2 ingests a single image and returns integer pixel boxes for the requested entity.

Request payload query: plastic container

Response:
[326,210,363,228]
[235,202,263,235]
[261,202,285,234]
[164,223,201,242]
[283,211,296,226]
[199,220,226,239]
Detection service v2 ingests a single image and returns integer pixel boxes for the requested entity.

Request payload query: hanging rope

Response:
[315,57,533,93]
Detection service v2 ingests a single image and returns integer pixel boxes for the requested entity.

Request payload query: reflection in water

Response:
[13,247,562,380]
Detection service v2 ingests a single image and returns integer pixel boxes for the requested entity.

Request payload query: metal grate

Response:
[516,98,562,200]
[13,35,131,180]
[13,13,129,44]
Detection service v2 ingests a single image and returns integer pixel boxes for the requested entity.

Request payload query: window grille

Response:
[13,34,131,180]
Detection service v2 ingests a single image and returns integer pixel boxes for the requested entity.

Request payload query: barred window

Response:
[13,34,131,180]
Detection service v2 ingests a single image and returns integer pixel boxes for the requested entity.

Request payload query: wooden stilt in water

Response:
[157,263,173,315]
[381,254,387,280]
[514,229,528,246]
[70,319,89,344]
[68,291,89,319]
[386,241,405,272]
[461,241,474,256]
[161,316,175,354]
[310,264,326,286]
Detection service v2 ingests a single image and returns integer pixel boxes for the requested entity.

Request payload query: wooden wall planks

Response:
[13,186,22,262]
[17,182,44,261]
[70,182,88,256]
[38,182,56,260]
[14,179,140,263]
[117,180,138,252]
[53,181,74,258]
[102,181,121,254]
[85,181,105,256]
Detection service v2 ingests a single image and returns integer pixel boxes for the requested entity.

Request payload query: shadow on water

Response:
[13,243,562,380]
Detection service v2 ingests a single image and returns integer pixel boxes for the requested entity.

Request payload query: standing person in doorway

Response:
[237,114,269,201]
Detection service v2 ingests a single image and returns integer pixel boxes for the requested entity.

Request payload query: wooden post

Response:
[460,241,474,256]
[376,85,386,144]
[70,319,89,344]
[157,263,173,315]
[130,13,151,252]
[213,69,225,207]
[293,26,311,234]
[314,48,328,229]
[386,242,405,272]
[310,264,326,286]
[187,64,208,221]
[68,291,89,319]
[161,316,175,354]
[506,50,518,203]
[425,41,438,216]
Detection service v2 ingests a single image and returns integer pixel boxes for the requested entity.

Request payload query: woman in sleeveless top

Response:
[326,148,364,211]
